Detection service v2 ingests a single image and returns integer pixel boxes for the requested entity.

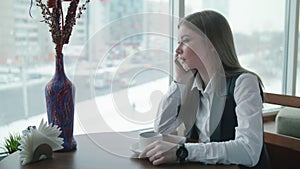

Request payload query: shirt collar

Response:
[192,73,214,95]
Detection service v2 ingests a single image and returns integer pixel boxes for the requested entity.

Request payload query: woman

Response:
[139,10,271,169]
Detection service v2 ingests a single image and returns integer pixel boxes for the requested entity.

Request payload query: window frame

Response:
[283,0,299,96]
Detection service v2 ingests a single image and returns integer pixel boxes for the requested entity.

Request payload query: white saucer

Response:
[129,142,142,154]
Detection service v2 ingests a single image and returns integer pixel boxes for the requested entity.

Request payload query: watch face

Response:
[176,145,188,161]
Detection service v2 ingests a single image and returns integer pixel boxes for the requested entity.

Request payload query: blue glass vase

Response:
[45,52,76,152]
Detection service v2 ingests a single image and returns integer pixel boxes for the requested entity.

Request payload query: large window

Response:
[0,0,299,151]
[0,0,170,146]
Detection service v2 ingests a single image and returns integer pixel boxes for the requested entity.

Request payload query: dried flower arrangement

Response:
[30,0,90,54]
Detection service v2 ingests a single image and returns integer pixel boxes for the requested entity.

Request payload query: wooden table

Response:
[0,132,238,169]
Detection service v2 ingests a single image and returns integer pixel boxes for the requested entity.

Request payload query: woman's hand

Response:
[174,55,196,84]
[138,140,178,165]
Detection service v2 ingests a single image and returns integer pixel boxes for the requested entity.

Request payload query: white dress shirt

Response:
[154,73,263,167]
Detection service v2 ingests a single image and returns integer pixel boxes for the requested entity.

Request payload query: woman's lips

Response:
[176,54,184,60]
[179,57,186,62]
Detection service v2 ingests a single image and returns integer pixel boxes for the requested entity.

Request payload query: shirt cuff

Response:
[169,81,185,98]
[173,80,185,93]
[185,143,206,162]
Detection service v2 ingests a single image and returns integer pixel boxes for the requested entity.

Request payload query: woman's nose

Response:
[176,44,183,55]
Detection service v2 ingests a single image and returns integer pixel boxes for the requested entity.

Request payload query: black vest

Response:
[188,74,271,169]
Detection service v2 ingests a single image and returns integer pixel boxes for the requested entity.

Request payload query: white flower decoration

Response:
[18,119,64,165]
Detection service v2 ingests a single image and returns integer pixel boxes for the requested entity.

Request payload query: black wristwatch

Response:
[176,143,188,163]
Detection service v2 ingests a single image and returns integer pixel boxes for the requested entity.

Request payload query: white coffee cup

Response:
[139,131,162,150]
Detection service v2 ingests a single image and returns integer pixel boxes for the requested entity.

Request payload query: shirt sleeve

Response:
[185,73,263,167]
[154,81,185,134]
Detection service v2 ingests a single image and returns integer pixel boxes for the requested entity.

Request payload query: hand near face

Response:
[174,55,196,84]
[138,140,178,165]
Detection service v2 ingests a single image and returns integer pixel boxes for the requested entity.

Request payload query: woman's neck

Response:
[197,71,209,90]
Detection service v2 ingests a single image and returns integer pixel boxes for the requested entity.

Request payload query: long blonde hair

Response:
[179,10,263,85]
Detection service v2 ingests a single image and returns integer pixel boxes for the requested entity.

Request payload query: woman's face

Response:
[176,24,210,76]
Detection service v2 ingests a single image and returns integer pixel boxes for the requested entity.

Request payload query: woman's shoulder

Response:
[237,72,258,81]
[235,72,260,90]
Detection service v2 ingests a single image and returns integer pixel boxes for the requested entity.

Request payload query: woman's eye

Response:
[182,39,189,43]
[177,39,189,45]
